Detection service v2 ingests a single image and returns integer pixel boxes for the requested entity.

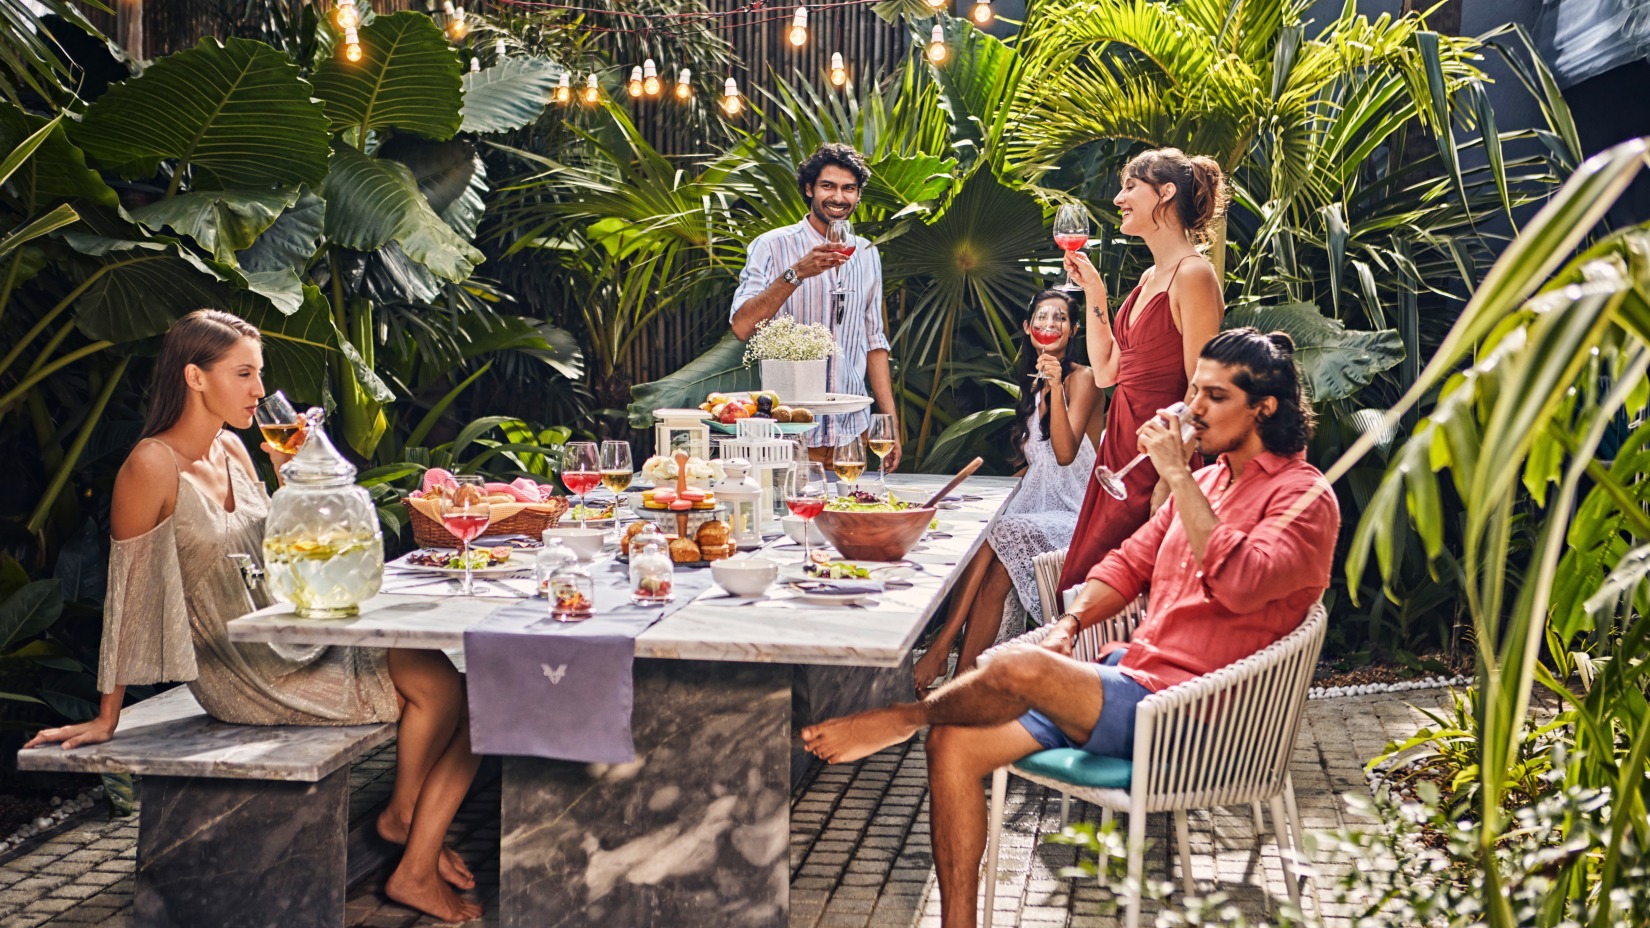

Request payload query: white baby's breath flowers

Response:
[742,317,837,365]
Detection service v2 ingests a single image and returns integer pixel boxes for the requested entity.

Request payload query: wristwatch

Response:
[782,266,801,286]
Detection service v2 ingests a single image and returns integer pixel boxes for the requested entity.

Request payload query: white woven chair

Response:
[980,599,1328,928]
[1032,549,1069,621]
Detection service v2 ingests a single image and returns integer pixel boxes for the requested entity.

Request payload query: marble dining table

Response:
[226,473,1017,928]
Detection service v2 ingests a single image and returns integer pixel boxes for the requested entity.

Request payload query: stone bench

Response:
[16,685,394,928]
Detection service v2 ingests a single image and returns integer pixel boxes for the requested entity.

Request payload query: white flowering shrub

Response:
[742,317,837,365]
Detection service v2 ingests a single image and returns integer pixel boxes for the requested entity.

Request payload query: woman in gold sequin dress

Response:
[26,311,483,924]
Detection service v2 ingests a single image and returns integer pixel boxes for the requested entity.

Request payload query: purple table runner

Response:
[463,560,718,763]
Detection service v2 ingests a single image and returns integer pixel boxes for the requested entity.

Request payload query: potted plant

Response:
[743,317,837,401]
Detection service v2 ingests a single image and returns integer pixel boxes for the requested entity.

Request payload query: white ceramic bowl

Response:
[543,527,606,561]
[711,558,780,597]
[780,514,826,545]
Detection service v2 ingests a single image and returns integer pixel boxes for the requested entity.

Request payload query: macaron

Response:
[668,499,693,511]
[680,488,707,502]
[652,488,678,503]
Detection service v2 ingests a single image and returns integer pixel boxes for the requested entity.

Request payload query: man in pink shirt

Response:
[802,327,1339,928]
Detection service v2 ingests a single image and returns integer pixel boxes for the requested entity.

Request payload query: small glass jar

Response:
[629,527,674,605]
[533,536,575,599]
[549,559,596,621]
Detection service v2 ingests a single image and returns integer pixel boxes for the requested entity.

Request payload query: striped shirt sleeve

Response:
[730,231,778,329]
[863,246,889,353]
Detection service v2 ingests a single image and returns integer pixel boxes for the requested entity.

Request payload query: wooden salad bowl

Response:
[812,507,934,562]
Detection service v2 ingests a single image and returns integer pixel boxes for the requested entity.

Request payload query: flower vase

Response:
[760,358,828,402]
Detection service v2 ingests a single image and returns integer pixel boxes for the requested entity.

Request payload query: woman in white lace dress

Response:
[913,291,1103,691]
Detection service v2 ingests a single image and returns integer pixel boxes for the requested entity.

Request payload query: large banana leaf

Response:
[129,188,298,263]
[0,104,117,211]
[237,190,325,274]
[459,57,559,135]
[626,333,756,429]
[322,143,483,282]
[233,284,339,407]
[378,137,487,239]
[1222,302,1404,402]
[59,238,235,342]
[71,37,330,191]
[311,12,463,141]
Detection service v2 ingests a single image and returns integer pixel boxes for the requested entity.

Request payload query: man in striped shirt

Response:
[730,143,901,468]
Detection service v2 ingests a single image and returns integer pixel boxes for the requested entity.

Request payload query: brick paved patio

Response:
[0,689,1444,928]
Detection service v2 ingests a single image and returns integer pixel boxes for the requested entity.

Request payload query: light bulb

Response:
[642,59,661,96]
[971,0,993,24]
[555,73,571,104]
[470,56,480,72]
[676,68,693,100]
[442,0,455,14]
[926,24,948,63]
[448,19,468,39]
[789,6,808,47]
[628,66,643,97]
[344,41,362,62]
[495,38,506,59]
[722,76,742,116]
[333,0,359,30]
[925,0,944,7]
[829,51,846,87]
[583,73,600,104]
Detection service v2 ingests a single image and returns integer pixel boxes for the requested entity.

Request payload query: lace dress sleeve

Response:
[96,519,197,692]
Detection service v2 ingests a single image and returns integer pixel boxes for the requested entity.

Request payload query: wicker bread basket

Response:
[403,496,568,548]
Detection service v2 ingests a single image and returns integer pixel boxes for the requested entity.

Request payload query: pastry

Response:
[772,405,794,423]
[668,536,701,563]
[699,543,732,561]
[621,522,648,556]
[790,407,814,423]
[695,520,730,547]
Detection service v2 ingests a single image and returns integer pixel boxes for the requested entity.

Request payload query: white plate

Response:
[783,582,872,606]
[388,551,531,577]
[725,392,873,416]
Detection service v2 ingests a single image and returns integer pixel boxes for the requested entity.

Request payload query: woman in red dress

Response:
[1055,148,1228,595]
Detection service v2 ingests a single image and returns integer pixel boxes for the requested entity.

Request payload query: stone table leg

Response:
[500,659,791,928]
[134,771,348,928]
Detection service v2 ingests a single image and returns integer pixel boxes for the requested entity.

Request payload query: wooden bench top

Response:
[16,686,395,783]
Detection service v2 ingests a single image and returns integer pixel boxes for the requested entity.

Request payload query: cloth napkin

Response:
[463,560,717,763]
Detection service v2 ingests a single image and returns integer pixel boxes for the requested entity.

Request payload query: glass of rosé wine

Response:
[440,475,492,595]
[1052,204,1090,291]
[560,442,602,528]
[785,462,828,568]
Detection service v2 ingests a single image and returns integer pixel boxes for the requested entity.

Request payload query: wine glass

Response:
[600,440,633,540]
[1052,204,1090,291]
[833,435,866,493]
[1027,301,1067,382]
[560,442,601,528]
[868,415,896,488]
[440,475,492,595]
[785,462,828,569]
[826,219,855,294]
[1093,402,1196,501]
[255,390,306,456]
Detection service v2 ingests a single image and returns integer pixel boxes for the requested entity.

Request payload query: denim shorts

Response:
[1017,648,1151,759]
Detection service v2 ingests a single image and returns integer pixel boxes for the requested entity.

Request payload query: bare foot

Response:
[386,865,483,924]
[913,648,949,695]
[801,706,922,764]
[378,809,476,889]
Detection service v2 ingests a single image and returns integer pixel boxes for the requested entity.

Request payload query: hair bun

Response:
[1266,331,1295,356]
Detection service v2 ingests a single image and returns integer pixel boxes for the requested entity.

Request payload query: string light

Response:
[555,72,571,104]
[583,73,600,104]
[788,5,809,48]
[444,3,468,40]
[970,0,992,24]
[676,67,693,100]
[926,23,947,63]
[333,0,359,30]
[829,51,847,86]
[627,65,643,97]
[925,0,945,8]
[642,58,661,96]
[495,38,507,58]
[343,26,362,61]
[721,76,742,116]
[470,56,480,71]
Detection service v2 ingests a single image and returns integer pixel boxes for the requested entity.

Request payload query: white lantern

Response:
[715,458,765,549]
[720,417,796,524]
[652,408,712,462]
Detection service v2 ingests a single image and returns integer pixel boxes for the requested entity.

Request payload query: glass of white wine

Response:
[868,414,896,493]
[255,391,306,456]
[600,440,633,541]
[833,435,866,494]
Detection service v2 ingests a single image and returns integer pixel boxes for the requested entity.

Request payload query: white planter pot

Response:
[760,358,829,402]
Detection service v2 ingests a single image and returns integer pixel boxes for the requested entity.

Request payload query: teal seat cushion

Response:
[1014,748,1132,789]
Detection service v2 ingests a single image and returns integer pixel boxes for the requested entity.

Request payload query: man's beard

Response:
[811,198,852,225]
